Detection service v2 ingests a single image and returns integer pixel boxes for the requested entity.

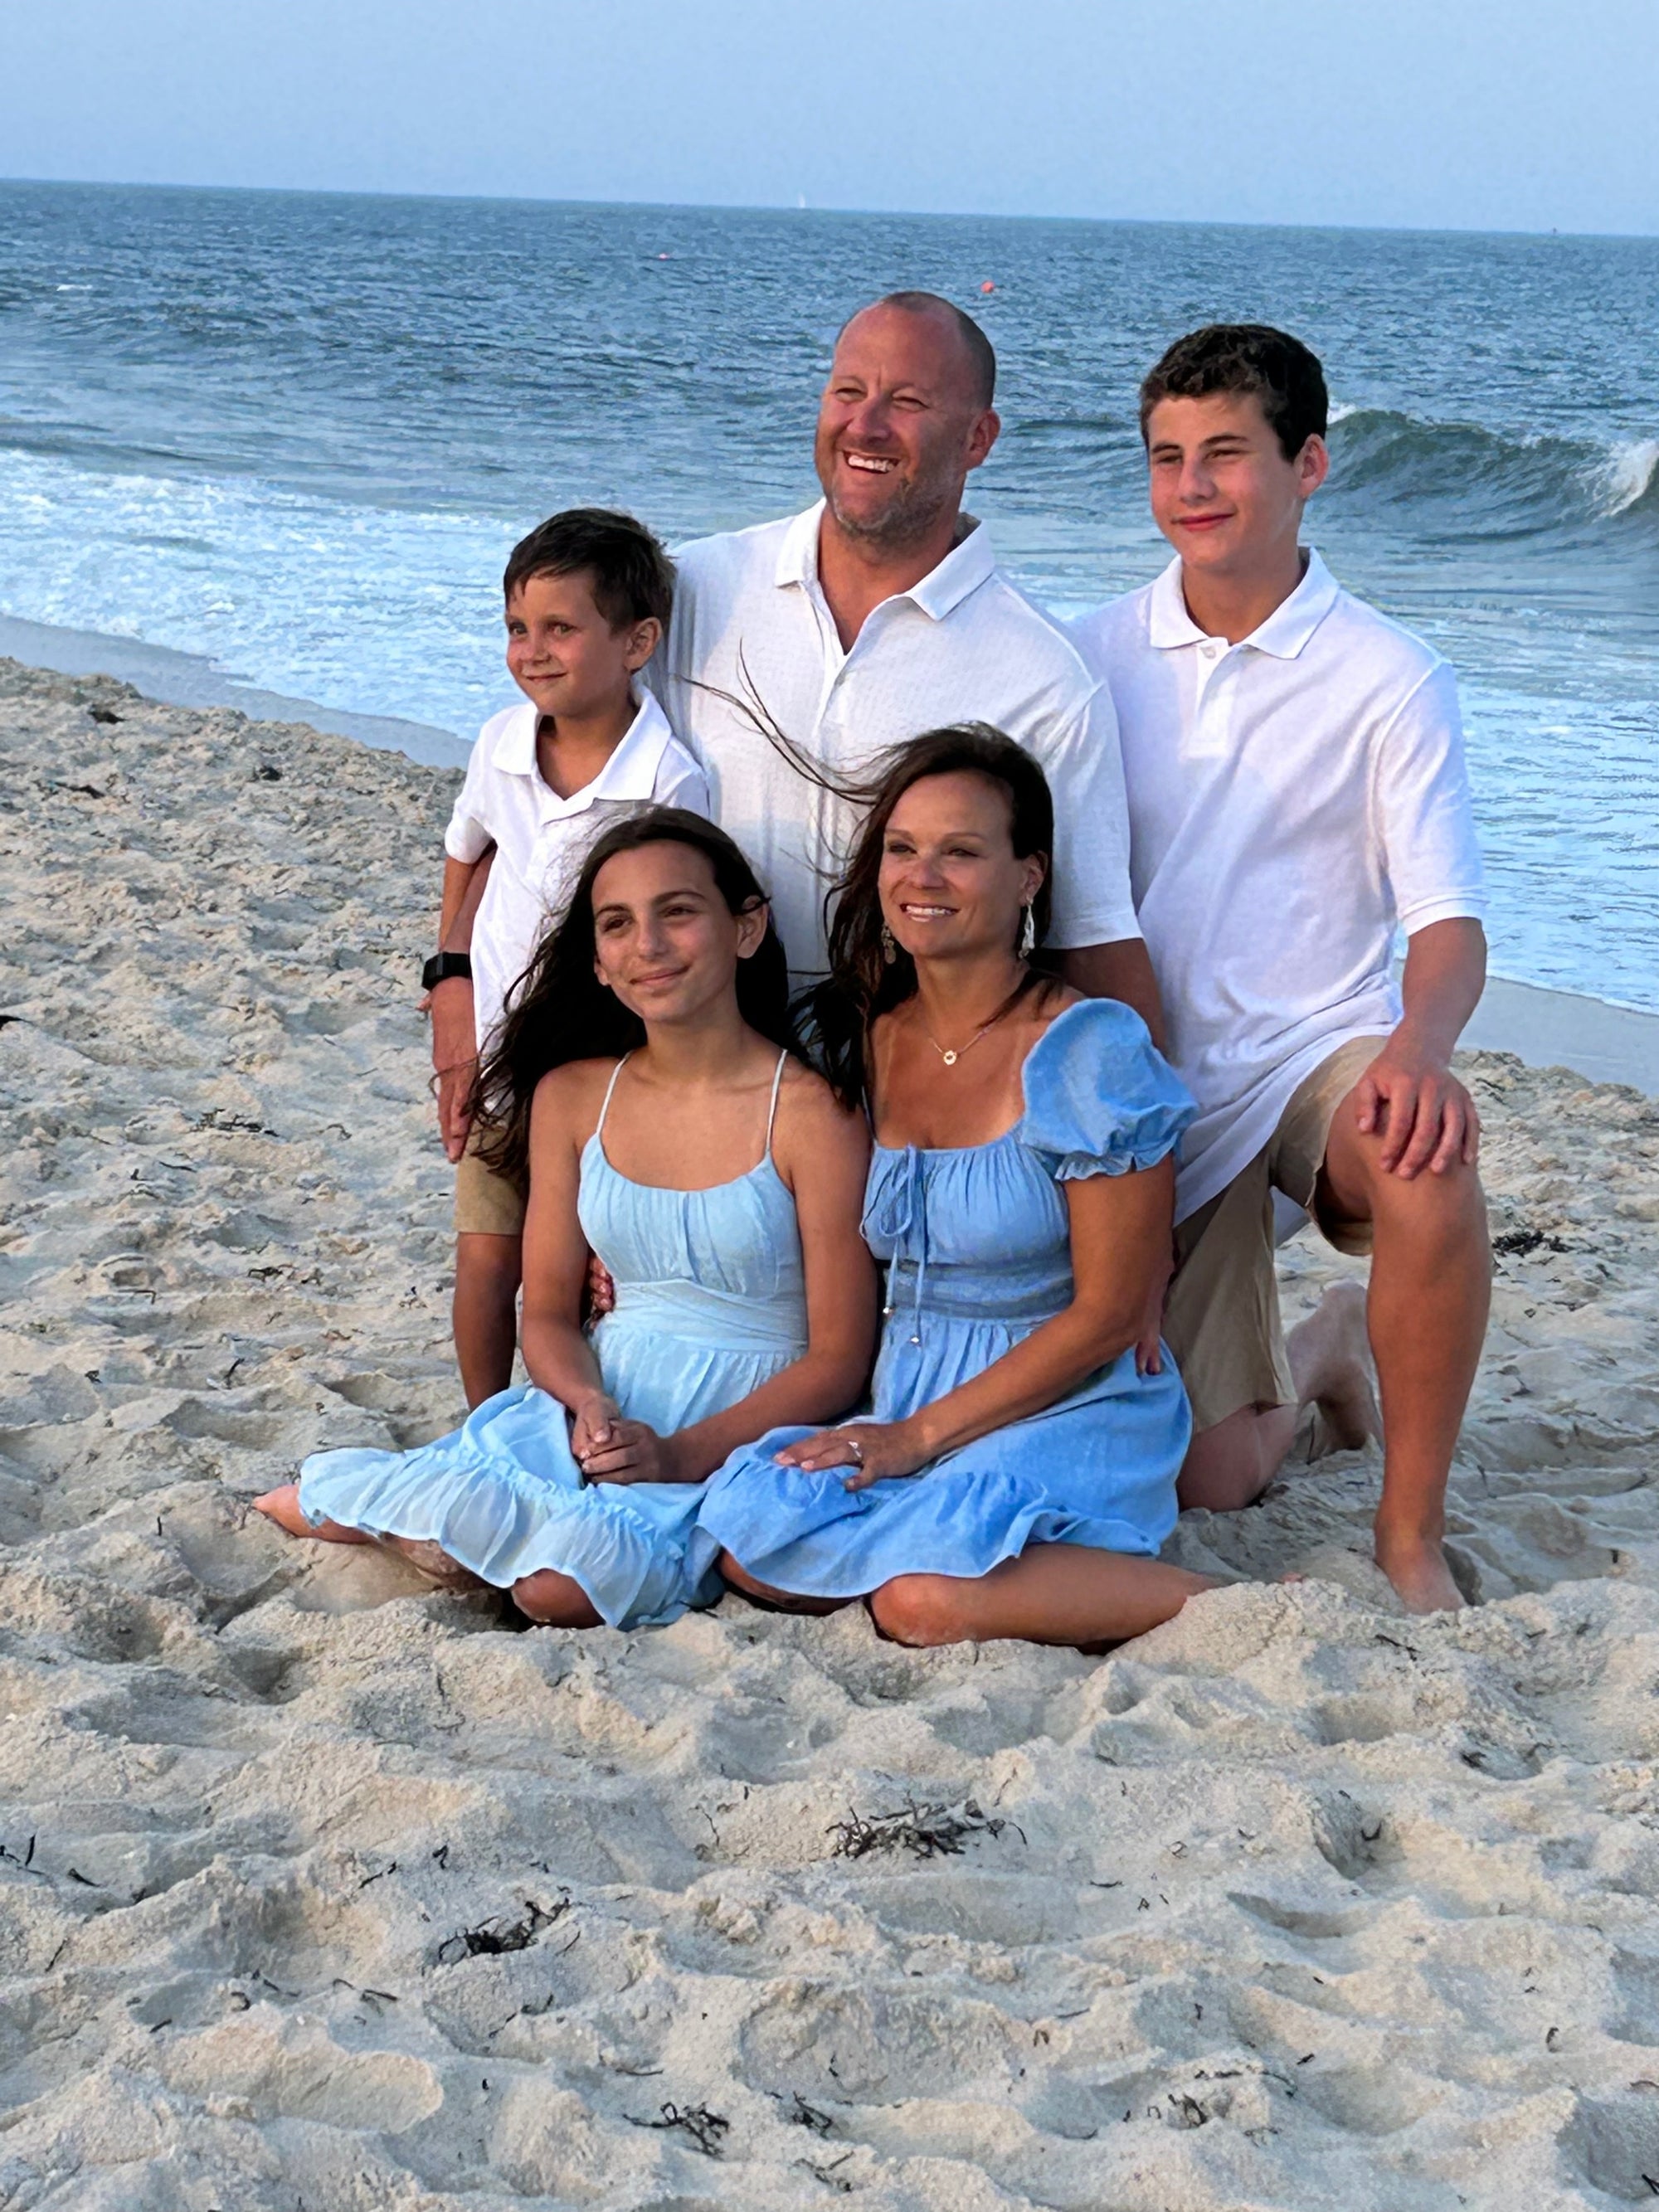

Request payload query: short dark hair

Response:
[502,507,675,631]
[844,291,997,409]
[1139,324,1328,462]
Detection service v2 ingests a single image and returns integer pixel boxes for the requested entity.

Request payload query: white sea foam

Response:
[1598,436,1659,515]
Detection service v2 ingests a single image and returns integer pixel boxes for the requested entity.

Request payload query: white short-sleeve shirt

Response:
[445,689,710,1053]
[1071,551,1486,1221]
[648,501,1140,980]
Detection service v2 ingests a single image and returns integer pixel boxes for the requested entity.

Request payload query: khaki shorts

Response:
[454,1131,528,1239]
[1163,1034,1386,1434]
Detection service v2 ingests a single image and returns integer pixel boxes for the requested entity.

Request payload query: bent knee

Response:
[869,1573,973,1648]
[511,1570,601,1628]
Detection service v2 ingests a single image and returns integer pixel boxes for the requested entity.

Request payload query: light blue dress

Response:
[298,1053,806,1629]
[692,1001,1195,1600]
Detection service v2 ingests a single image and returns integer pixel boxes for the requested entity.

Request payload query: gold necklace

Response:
[923,1012,1002,1067]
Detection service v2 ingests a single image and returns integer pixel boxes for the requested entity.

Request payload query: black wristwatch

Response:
[422,951,474,991]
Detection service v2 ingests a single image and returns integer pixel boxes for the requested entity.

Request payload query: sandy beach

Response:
[7,654,1659,2210]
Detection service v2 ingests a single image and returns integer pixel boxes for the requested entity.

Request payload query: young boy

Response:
[426,508,709,1405]
[1072,325,1490,1616]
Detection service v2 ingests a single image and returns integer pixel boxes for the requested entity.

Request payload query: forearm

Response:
[903,1302,1141,1466]
[1059,938,1166,1050]
[1396,918,1486,1061]
[437,848,494,953]
[672,1344,870,1481]
[519,1307,607,1410]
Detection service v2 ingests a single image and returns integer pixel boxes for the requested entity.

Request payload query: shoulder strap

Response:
[762,1049,789,1160]
[596,1053,631,1139]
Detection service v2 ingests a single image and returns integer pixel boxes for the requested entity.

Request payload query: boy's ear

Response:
[623,616,663,672]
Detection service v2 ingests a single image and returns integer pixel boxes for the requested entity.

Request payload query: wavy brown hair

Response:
[469,808,795,1191]
[802,724,1057,1104]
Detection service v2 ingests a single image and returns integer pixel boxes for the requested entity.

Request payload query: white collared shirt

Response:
[648,501,1140,980]
[445,689,709,1053]
[1072,551,1486,1221]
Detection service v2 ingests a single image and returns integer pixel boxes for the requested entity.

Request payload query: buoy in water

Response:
[980,280,995,294]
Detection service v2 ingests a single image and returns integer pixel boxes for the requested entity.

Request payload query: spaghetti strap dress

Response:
[691,1001,1196,1601]
[297,1052,805,1629]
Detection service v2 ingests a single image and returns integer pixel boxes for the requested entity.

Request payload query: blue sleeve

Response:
[1019,999,1194,1180]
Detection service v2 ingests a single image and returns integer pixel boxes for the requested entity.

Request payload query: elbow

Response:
[805,1341,876,1422]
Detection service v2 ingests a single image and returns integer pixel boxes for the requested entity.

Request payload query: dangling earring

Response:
[1019,903,1035,960]
[880,922,898,965]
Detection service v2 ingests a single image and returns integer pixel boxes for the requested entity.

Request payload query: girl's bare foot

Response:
[252,1484,372,1544]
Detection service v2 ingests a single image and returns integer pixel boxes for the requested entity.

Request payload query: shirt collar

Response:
[1148,546,1341,660]
[775,498,996,623]
[495,691,676,813]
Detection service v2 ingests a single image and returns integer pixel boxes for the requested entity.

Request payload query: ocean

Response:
[1,180,1654,1009]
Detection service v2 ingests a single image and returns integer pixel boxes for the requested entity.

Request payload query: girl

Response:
[255,809,875,1629]
[695,728,1214,1647]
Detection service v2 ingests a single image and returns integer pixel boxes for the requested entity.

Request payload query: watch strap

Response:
[422,951,474,991]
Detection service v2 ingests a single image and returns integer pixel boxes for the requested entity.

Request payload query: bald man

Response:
[649,291,1159,1026]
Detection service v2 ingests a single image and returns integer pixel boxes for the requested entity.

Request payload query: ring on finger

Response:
[845,1436,864,1466]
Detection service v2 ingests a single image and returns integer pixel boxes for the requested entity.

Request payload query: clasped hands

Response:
[570,1394,686,1485]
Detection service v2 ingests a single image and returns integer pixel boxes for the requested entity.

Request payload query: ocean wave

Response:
[1326,407,1659,538]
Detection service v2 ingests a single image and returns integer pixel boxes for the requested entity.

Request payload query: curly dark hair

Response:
[1139,323,1328,463]
[802,724,1057,1105]
[469,808,795,1191]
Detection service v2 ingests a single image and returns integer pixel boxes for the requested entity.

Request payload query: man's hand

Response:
[1354,1035,1481,1180]
[773,1420,929,1491]
[426,975,478,1163]
[1136,1237,1176,1376]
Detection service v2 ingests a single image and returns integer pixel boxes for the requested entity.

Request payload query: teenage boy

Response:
[426,509,708,1405]
[1073,325,1489,1615]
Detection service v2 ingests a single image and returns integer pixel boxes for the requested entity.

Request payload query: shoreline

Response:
[5,623,1653,1096]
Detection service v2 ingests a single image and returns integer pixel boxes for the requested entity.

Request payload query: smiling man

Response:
[650,292,1156,1024]
[1073,324,1491,1615]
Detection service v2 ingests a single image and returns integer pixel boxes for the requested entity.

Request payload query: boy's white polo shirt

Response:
[445,689,710,1054]
[649,501,1140,980]
[1072,550,1486,1223]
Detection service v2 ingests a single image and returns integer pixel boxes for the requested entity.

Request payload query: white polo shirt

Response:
[1072,551,1486,1222]
[445,689,709,1053]
[649,501,1140,980]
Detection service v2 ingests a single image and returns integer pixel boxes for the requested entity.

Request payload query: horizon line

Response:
[2,172,1655,249]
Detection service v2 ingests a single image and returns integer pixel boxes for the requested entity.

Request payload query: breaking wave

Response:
[1326,407,1659,539]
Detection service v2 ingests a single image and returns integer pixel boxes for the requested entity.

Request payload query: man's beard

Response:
[823,467,957,552]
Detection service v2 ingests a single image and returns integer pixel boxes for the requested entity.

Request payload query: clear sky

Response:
[3,0,1657,236]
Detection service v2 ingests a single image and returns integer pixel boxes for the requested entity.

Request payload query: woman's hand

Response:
[773,1420,929,1492]
[575,1411,686,1485]
[1136,1235,1176,1377]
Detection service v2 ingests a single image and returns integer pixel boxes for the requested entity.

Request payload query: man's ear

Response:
[624,616,663,672]
[1297,434,1331,501]
[965,406,1001,474]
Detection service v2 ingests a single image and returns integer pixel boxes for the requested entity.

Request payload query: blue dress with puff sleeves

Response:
[691,1000,1195,1599]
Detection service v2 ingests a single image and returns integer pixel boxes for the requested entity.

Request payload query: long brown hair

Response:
[469,807,795,1190]
[803,724,1057,1103]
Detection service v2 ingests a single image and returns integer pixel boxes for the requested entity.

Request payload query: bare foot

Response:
[1288,1280,1381,1457]
[1374,1526,1466,1613]
[251,1484,372,1544]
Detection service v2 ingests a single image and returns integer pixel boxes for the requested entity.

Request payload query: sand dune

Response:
[4,657,1659,2209]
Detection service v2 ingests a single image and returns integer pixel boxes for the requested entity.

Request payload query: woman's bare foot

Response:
[1374,1524,1467,1613]
[252,1484,372,1544]
[1287,1280,1381,1457]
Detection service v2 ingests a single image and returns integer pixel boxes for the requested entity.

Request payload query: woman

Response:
[255,809,876,1630]
[694,727,1214,1647]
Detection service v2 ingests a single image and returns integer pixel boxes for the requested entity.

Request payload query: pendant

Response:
[941,1049,958,1066]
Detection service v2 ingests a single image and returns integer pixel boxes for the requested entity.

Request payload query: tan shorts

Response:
[1163,1034,1386,1434]
[454,1132,527,1239]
